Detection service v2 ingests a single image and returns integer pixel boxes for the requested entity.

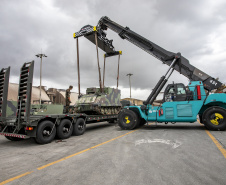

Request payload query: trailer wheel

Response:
[35,120,56,144]
[203,107,226,131]
[73,118,86,136]
[118,109,139,130]
[57,119,73,139]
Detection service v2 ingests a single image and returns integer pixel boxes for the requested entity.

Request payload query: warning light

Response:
[26,127,33,131]
[197,85,201,100]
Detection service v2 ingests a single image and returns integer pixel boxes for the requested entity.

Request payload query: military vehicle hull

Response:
[75,87,122,115]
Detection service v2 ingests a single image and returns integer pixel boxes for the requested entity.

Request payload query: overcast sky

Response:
[1,0,226,100]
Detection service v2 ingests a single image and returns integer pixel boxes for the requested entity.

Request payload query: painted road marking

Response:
[197,120,226,158]
[0,171,33,185]
[37,130,137,170]
[204,130,226,158]
[0,130,137,184]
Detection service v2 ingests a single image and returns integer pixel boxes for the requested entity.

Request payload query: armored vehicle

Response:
[75,87,121,115]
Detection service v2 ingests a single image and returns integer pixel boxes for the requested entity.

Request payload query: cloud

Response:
[1,0,226,100]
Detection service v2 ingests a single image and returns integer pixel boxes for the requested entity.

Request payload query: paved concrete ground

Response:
[0,121,226,185]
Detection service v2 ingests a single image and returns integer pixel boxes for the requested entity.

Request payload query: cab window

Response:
[168,87,175,93]
[177,84,186,95]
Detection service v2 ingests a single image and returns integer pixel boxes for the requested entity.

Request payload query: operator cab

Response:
[163,83,193,102]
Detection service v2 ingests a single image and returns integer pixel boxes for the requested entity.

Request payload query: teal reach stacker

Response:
[81,16,226,131]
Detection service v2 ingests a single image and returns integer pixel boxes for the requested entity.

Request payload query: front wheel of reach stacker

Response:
[35,120,56,144]
[203,107,226,131]
[118,109,139,130]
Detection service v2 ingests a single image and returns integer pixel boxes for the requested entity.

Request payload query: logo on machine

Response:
[149,110,157,113]
[198,72,203,76]
[210,79,217,86]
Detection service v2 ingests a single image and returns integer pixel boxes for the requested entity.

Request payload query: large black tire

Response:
[5,136,24,141]
[118,109,140,130]
[140,118,147,126]
[203,107,226,131]
[73,118,86,136]
[134,112,141,128]
[35,120,56,144]
[57,119,73,139]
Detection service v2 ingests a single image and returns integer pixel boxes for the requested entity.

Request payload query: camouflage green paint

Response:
[5,101,64,117]
[65,89,72,113]
[75,87,121,114]
[95,88,121,106]
[65,89,71,105]
[6,101,17,117]
[31,104,64,115]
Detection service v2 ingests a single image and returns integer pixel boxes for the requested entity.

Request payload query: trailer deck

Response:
[0,61,119,144]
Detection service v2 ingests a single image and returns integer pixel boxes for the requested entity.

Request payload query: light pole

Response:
[126,73,133,100]
[36,54,47,104]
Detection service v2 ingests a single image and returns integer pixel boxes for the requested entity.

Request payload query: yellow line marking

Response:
[37,130,137,170]
[204,130,226,158]
[0,129,137,184]
[37,148,91,170]
[197,119,226,159]
[0,171,33,185]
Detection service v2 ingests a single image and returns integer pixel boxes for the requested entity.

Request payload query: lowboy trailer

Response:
[0,61,118,144]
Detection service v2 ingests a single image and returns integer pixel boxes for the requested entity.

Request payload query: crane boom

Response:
[97,16,222,91]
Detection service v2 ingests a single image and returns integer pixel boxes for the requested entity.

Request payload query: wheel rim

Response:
[78,122,84,131]
[42,126,52,138]
[210,113,224,125]
[124,115,131,124]
[63,124,70,134]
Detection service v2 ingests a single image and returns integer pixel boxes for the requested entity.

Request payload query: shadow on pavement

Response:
[85,122,116,132]
[140,124,205,131]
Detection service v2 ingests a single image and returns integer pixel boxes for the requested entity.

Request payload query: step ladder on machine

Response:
[16,61,34,131]
[0,67,10,123]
